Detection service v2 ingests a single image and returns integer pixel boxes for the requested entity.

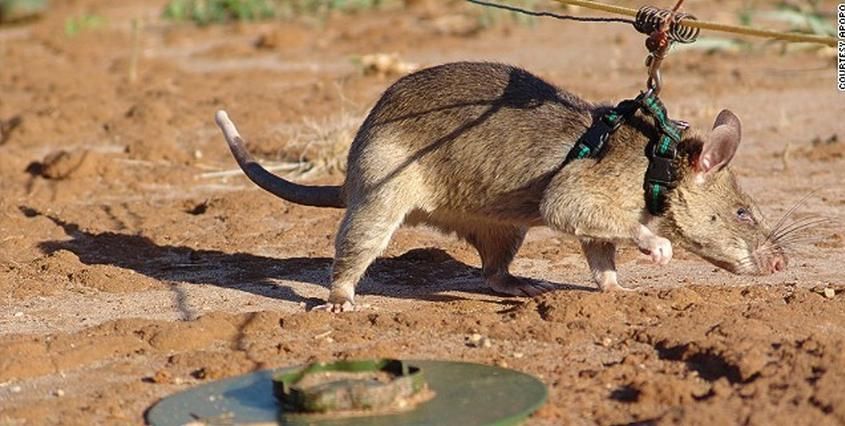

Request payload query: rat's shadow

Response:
[26,67,604,309]
[27,207,592,311]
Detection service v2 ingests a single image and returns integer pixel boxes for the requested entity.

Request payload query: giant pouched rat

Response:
[214,62,786,312]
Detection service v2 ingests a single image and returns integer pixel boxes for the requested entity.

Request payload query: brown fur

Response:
[215,62,785,311]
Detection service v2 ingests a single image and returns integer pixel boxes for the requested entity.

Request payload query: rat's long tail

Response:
[214,110,345,208]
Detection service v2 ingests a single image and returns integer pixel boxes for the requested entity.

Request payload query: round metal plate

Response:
[146,360,547,426]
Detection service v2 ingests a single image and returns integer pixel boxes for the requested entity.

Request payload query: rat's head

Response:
[664,110,786,275]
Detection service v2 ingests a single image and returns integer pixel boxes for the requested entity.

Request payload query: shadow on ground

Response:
[25,207,593,310]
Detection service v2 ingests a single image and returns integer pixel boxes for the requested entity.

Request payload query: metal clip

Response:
[645,53,664,95]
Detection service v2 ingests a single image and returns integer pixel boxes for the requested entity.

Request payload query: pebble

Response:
[824,288,835,299]
[53,389,65,397]
[10,385,22,393]
[313,330,333,340]
[152,370,172,384]
[467,333,492,348]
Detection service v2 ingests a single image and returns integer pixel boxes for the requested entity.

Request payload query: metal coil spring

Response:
[634,5,700,44]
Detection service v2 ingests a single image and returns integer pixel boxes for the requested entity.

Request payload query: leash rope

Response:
[466,0,836,46]
[551,0,836,47]
[466,0,836,93]
[465,0,634,24]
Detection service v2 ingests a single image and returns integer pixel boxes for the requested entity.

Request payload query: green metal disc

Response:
[274,359,427,413]
[146,360,547,426]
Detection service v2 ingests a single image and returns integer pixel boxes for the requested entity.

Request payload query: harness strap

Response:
[562,91,686,216]
[639,92,685,215]
[564,99,640,164]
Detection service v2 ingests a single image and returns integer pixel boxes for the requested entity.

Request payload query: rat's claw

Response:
[603,282,635,292]
[634,225,673,266]
[642,237,673,266]
[594,272,634,292]
[638,237,673,265]
[488,275,555,297]
[314,287,356,313]
[311,300,356,313]
[518,281,556,297]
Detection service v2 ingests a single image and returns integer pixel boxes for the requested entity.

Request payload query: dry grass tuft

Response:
[281,112,363,177]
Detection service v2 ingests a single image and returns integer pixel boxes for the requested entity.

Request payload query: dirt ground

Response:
[1,0,844,424]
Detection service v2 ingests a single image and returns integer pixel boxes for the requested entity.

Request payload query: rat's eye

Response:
[736,207,753,223]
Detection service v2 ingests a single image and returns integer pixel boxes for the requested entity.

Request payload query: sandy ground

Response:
[0,0,844,424]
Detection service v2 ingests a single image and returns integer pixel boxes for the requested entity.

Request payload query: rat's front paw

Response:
[639,236,673,266]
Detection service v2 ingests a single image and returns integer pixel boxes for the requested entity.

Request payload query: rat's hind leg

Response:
[317,198,410,312]
[467,225,555,297]
[579,239,630,291]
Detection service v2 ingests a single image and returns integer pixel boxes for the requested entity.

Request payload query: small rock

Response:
[13,312,23,318]
[34,149,91,180]
[712,378,732,397]
[151,369,172,384]
[691,382,712,399]
[191,368,207,380]
[824,288,835,299]
[53,389,65,397]
[313,330,333,340]
[10,385,21,393]
[513,352,524,359]
[426,14,483,37]
[253,32,282,49]
[0,115,22,145]
[359,53,418,77]
[467,333,482,346]
[738,384,757,398]
[601,337,613,347]
[466,333,491,348]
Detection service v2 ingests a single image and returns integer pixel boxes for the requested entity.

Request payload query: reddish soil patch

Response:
[0,1,842,424]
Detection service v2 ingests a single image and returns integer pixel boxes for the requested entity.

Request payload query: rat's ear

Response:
[695,110,741,177]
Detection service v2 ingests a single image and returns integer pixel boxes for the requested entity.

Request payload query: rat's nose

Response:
[770,255,786,273]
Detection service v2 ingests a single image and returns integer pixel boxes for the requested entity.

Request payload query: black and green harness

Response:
[564,90,687,216]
